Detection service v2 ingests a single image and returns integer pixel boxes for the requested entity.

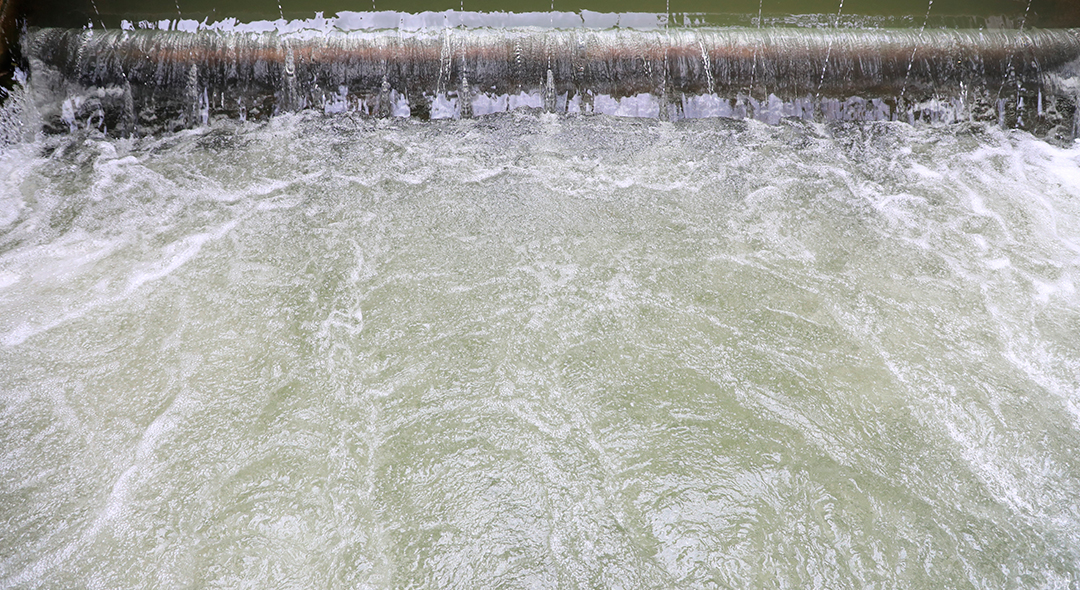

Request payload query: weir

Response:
[5,5,1080,590]
[20,25,1080,135]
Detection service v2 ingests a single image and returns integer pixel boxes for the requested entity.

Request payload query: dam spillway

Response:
[20,26,1080,135]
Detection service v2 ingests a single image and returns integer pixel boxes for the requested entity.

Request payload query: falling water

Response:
[749,0,764,96]
[87,0,105,30]
[697,35,715,95]
[1015,0,1034,127]
[817,0,845,93]
[899,0,933,100]
[20,27,1080,135]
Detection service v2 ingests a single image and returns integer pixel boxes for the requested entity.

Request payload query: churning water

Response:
[3,33,1080,589]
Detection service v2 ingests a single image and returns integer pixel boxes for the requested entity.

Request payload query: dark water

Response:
[22,0,1080,29]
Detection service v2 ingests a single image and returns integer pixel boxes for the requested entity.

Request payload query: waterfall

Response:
[20,26,1080,136]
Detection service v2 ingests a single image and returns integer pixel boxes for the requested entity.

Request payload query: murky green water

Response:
[24,0,1080,29]
[1,112,1079,588]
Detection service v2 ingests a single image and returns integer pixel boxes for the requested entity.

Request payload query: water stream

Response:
[2,10,1080,590]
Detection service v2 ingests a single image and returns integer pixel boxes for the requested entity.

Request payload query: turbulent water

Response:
[1,110,1080,588]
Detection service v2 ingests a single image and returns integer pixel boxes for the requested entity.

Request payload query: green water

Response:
[23,0,1080,28]
[1,112,1079,588]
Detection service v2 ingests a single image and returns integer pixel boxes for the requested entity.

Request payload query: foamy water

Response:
[1,111,1079,588]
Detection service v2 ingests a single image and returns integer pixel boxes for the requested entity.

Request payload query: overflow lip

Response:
[14,0,1080,29]
[18,26,1080,137]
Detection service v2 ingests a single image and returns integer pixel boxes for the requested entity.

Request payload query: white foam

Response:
[135,10,667,34]
[593,94,660,118]
[1033,276,1076,303]
[0,270,18,290]
[3,113,1080,588]
[126,222,237,293]
[0,214,240,347]
[430,95,459,119]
